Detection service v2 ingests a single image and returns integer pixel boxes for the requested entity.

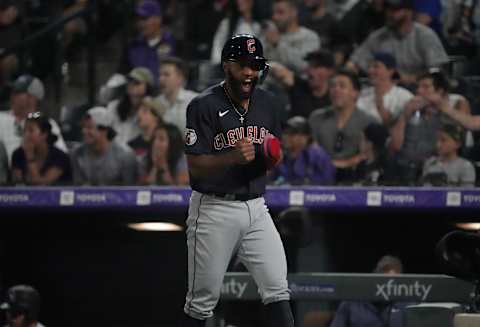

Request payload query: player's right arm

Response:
[184,96,255,179]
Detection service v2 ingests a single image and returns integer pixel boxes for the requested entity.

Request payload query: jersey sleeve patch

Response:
[185,128,197,146]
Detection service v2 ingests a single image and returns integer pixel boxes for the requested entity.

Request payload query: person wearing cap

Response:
[347,0,448,84]
[389,71,471,185]
[128,96,165,160]
[118,0,176,86]
[0,284,46,327]
[309,69,375,182]
[261,0,320,75]
[70,106,137,185]
[270,50,335,118]
[155,57,198,135]
[270,116,335,185]
[11,112,72,186]
[356,52,413,126]
[421,123,476,186]
[0,75,68,169]
[330,255,410,327]
[106,67,154,146]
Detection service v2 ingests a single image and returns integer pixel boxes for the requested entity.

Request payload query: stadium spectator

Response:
[128,96,164,161]
[118,0,176,85]
[71,107,137,186]
[356,52,413,125]
[330,255,408,327]
[138,123,188,185]
[262,0,320,75]
[210,0,261,64]
[421,123,476,186]
[299,0,337,48]
[270,116,335,185]
[388,72,461,185]
[309,70,374,181]
[0,75,67,167]
[269,50,334,118]
[155,57,197,135]
[352,123,391,185]
[107,67,154,146]
[0,284,46,327]
[0,1,22,90]
[348,0,448,85]
[332,0,387,53]
[11,112,72,186]
[413,0,442,35]
[441,0,476,56]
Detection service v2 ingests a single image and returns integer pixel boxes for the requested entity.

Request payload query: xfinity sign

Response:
[376,279,432,301]
[221,279,248,299]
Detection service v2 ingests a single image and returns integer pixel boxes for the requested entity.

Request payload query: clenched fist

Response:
[232,138,255,164]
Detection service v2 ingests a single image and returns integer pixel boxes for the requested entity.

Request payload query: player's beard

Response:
[226,70,258,101]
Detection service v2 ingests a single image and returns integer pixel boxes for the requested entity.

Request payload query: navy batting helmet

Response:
[221,34,267,71]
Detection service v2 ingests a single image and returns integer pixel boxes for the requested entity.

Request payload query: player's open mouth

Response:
[241,80,252,92]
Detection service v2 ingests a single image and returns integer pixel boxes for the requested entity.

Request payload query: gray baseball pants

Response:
[183,191,291,320]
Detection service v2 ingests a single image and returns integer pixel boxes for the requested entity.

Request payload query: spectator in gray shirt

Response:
[309,70,374,182]
[70,107,137,185]
[262,0,321,75]
[348,0,448,85]
[422,123,476,187]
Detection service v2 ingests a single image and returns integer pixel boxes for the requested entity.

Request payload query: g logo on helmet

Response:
[246,39,256,54]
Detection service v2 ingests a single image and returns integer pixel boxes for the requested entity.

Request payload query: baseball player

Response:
[0,284,46,327]
[181,34,294,327]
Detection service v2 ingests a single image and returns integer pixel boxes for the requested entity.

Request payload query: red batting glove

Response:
[263,134,282,170]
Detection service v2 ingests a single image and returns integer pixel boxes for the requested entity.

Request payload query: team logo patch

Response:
[185,128,197,146]
[247,39,256,53]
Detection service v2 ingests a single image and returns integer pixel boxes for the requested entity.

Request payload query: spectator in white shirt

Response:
[357,52,413,126]
[0,75,67,169]
[156,57,198,135]
[106,67,154,145]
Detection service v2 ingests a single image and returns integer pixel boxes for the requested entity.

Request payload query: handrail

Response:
[0,2,98,106]
[0,7,93,59]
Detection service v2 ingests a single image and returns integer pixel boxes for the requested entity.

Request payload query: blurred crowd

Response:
[1,0,480,187]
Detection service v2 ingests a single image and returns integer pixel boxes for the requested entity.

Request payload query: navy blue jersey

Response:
[185,83,282,195]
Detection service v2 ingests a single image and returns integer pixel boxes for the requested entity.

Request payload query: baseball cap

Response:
[86,106,113,128]
[136,0,162,17]
[11,75,45,100]
[284,116,310,135]
[384,0,413,9]
[0,285,40,318]
[142,96,166,117]
[440,122,464,143]
[372,52,397,70]
[128,67,154,87]
[304,50,335,69]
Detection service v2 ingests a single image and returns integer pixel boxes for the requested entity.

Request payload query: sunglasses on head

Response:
[227,58,266,71]
[27,111,42,120]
